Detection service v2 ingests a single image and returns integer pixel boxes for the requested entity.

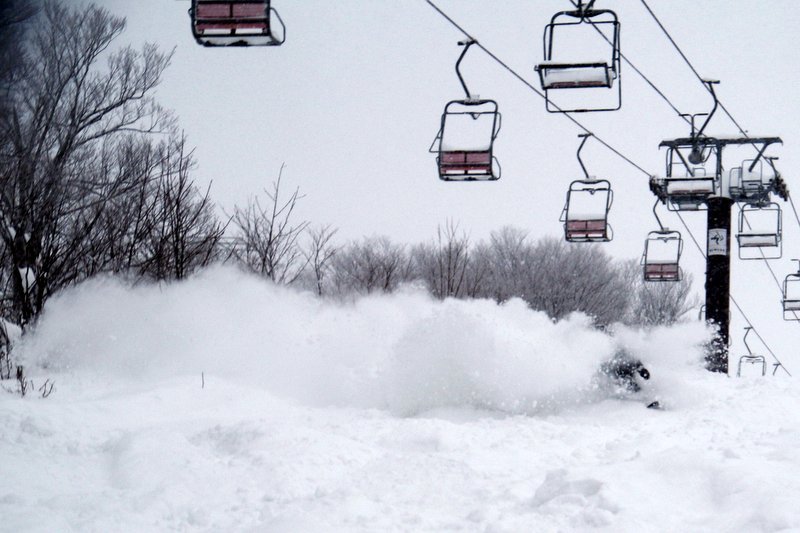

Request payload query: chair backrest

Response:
[439,101,499,153]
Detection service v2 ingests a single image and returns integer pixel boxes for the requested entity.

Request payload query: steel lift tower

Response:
[648,81,786,373]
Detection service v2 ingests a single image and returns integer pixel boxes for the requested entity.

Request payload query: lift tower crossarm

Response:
[658,136,782,148]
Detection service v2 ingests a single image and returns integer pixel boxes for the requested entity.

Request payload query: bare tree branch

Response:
[229,164,310,284]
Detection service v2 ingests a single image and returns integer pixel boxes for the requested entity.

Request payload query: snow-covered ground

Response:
[2,267,798,532]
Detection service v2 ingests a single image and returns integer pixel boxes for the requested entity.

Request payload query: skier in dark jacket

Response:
[600,350,660,408]
[601,353,649,392]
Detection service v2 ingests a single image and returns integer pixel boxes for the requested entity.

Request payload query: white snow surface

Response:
[2,266,799,532]
[541,64,612,87]
[666,178,715,194]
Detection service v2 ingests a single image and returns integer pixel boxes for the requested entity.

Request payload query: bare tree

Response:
[474,226,536,303]
[59,132,225,284]
[92,135,165,276]
[621,259,698,326]
[62,134,159,279]
[329,236,414,296]
[467,230,632,325]
[303,224,338,296]
[412,220,472,299]
[461,240,491,298]
[229,164,310,284]
[0,1,173,324]
[141,136,225,280]
[525,237,632,326]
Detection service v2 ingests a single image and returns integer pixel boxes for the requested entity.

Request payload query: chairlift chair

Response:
[737,354,767,377]
[431,40,502,181]
[655,165,716,211]
[652,138,716,212]
[190,0,285,47]
[642,229,682,282]
[737,202,782,260]
[534,0,621,112]
[562,179,613,241]
[783,260,800,321]
[560,135,612,241]
[728,158,773,203]
[737,327,766,377]
[432,100,501,181]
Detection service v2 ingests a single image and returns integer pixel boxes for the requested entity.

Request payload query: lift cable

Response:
[585,19,689,125]
[424,0,650,176]
[788,195,800,231]
[424,0,791,374]
[639,0,750,136]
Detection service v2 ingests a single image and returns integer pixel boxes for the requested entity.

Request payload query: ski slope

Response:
[2,267,798,532]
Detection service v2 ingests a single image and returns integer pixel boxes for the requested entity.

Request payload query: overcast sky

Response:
[80,0,800,365]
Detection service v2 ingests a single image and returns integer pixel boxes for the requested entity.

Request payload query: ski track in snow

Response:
[1,267,799,532]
